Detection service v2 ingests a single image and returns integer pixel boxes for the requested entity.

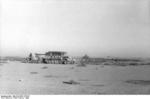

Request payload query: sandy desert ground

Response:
[0,61,150,94]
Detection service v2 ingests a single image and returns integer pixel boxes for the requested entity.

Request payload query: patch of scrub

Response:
[63,80,80,85]
[18,79,23,82]
[126,80,150,85]
[41,66,48,69]
[30,72,38,74]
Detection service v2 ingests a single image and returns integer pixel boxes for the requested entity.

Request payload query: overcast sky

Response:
[1,0,150,57]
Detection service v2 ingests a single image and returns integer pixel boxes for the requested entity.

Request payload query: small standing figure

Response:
[29,53,33,61]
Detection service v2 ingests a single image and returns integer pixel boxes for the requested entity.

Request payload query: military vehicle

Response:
[27,51,75,64]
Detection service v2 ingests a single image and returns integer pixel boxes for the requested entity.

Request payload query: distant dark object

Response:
[82,54,90,63]
[19,79,22,82]
[41,66,48,69]
[29,53,33,61]
[30,72,38,74]
[42,58,47,64]
[82,54,90,60]
[126,80,150,85]
[63,80,80,85]
[77,54,90,67]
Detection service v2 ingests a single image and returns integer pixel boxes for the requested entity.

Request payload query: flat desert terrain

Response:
[0,61,150,94]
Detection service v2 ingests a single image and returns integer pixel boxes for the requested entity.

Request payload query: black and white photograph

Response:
[1,0,150,95]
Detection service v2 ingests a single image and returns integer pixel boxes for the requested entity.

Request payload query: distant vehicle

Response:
[27,51,75,64]
[62,56,75,64]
